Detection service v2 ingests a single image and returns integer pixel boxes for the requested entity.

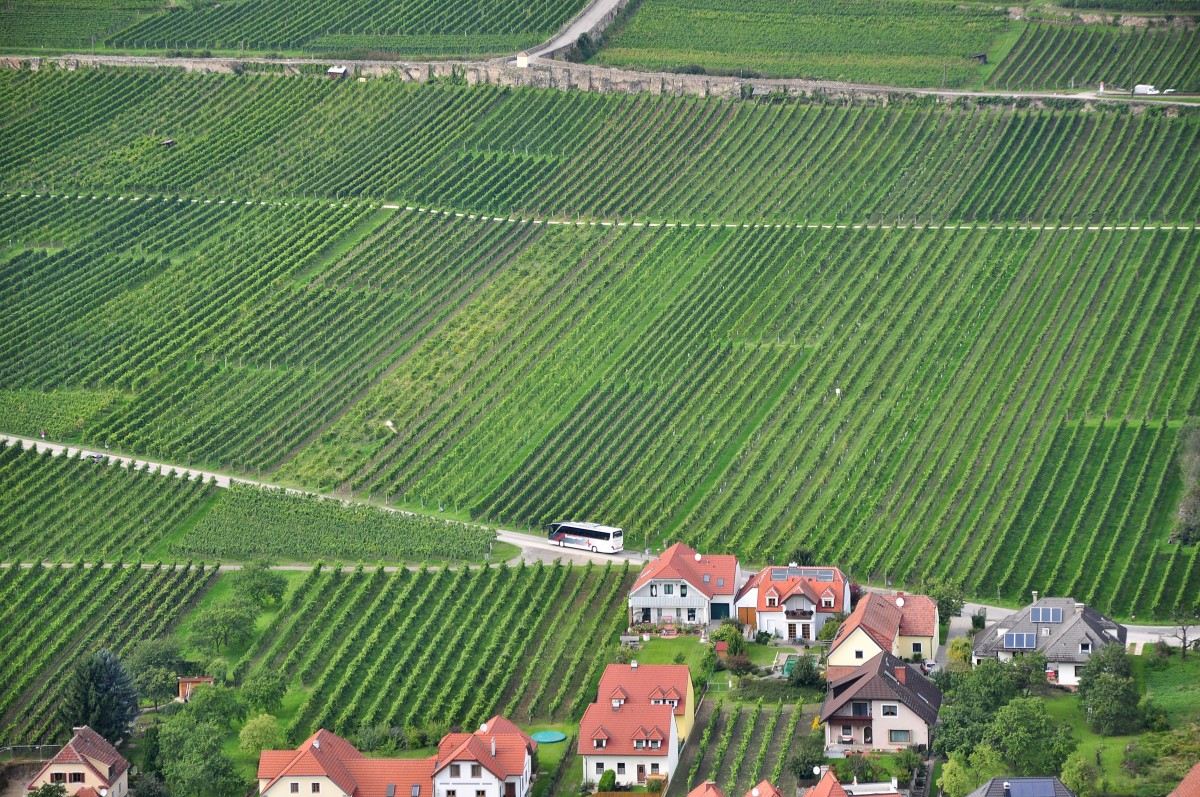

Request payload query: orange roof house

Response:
[734,565,851,642]
[687,780,786,797]
[27,727,130,797]
[803,771,901,797]
[598,663,695,739]
[258,717,535,797]
[1170,762,1200,797]
[178,676,216,701]
[578,701,679,787]
[629,543,742,626]
[826,592,939,678]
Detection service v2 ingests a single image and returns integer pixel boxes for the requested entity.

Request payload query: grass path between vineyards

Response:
[6,192,1200,233]
[0,433,647,567]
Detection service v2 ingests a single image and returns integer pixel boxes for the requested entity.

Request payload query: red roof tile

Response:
[688,783,727,797]
[343,760,433,797]
[805,772,849,797]
[894,593,937,638]
[633,543,738,598]
[578,703,675,758]
[831,593,937,654]
[745,781,785,797]
[29,727,128,791]
[597,664,690,717]
[1170,762,1200,797]
[433,716,535,780]
[737,567,849,614]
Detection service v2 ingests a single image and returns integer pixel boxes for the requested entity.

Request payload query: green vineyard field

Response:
[675,700,807,797]
[0,443,217,562]
[0,0,586,57]
[988,24,1200,92]
[1,71,1198,618]
[588,0,1009,86]
[3,71,1199,224]
[234,561,632,744]
[0,562,217,744]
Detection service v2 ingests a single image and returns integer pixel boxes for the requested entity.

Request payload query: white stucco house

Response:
[26,726,129,797]
[734,564,851,642]
[629,543,742,626]
[578,701,679,786]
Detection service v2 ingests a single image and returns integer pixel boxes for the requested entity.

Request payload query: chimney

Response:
[1075,602,1085,614]
[491,737,496,757]
[894,666,906,685]
[631,660,638,669]
[1003,782,1012,797]
[890,778,898,790]
[1032,590,1038,603]
[313,739,321,750]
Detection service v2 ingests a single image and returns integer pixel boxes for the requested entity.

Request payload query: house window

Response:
[1081,642,1092,654]
[703,574,711,583]
[312,784,321,794]
[70,774,86,784]
[882,705,898,717]
[664,584,674,596]
[841,726,852,737]
[651,740,661,749]
[680,585,688,598]
[634,740,644,749]
[657,608,663,620]
[650,585,657,597]
[617,764,626,775]
[851,702,869,717]
[451,765,461,778]
[854,650,864,660]
[822,597,834,608]
[594,738,606,749]
[476,791,485,797]
[447,791,457,797]
[290,785,299,794]
[51,775,66,785]
[651,765,660,775]
[687,608,696,622]
[889,730,911,744]
[767,596,778,608]
[717,578,724,587]
[596,764,604,775]
[912,642,923,656]
[471,766,482,779]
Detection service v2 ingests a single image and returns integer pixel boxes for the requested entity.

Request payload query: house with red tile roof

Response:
[802,771,902,797]
[819,652,942,753]
[734,564,851,643]
[578,700,678,787]
[598,663,696,741]
[1169,762,1200,797]
[826,592,938,678]
[629,543,743,626]
[26,726,130,797]
[257,717,535,797]
[686,780,786,797]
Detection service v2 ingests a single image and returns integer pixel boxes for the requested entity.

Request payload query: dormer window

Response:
[668,699,677,707]
[650,585,657,597]
[593,738,607,749]
[767,596,778,608]
[612,698,624,708]
[1081,642,1092,654]
[680,584,687,597]
[664,584,674,596]
[821,597,834,608]
[634,740,644,749]
[651,740,661,749]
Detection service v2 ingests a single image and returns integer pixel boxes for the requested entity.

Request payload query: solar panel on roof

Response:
[771,570,788,581]
[1008,780,1058,797]
[1030,607,1062,623]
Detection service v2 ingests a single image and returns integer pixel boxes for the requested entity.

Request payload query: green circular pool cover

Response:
[530,731,567,743]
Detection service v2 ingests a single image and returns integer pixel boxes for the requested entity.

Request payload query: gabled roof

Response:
[28,727,129,791]
[688,783,727,797]
[434,717,536,780]
[736,566,850,614]
[746,781,786,797]
[1170,762,1200,797]
[805,772,850,797]
[965,778,1076,797]
[972,598,1127,664]
[578,703,674,757]
[258,717,532,797]
[598,664,690,717]
[258,729,363,796]
[633,543,738,597]
[829,593,937,654]
[820,652,942,726]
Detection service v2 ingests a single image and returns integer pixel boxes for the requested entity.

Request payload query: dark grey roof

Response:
[972,598,1126,664]
[965,778,1075,797]
[820,652,942,726]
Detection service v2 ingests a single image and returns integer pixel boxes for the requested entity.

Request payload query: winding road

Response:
[0,433,650,567]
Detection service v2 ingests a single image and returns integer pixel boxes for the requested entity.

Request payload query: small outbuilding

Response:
[326,65,348,79]
[516,51,534,68]
[178,675,215,701]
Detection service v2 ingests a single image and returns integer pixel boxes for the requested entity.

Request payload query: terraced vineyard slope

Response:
[588,0,1010,86]
[2,71,1198,618]
[0,0,588,57]
[988,24,1200,92]
[234,561,632,744]
[0,562,217,745]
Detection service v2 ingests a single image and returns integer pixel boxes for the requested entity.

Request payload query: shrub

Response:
[726,653,754,675]
[598,770,616,792]
[755,631,772,646]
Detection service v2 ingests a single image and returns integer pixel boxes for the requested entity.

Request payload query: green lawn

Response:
[1042,690,1143,795]
[1139,651,1200,724]
[633,636,712,679]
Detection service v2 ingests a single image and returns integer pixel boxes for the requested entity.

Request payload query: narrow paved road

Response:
[0,434,650,567]
[529,0,622,57]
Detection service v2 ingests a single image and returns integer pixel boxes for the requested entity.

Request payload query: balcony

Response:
[831,713,872,724]
[784,609,814,620]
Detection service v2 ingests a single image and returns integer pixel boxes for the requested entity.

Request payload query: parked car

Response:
[921,660,940,675]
